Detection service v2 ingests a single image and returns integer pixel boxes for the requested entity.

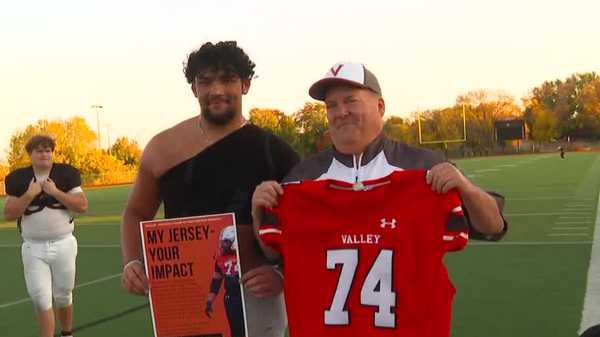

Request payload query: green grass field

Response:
[1,152,599,337]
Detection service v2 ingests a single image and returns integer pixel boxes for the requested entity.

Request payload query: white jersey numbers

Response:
[325,248,396,328]
[324,249,358,325]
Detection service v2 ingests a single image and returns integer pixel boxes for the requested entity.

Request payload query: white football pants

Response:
[21,234,78,311]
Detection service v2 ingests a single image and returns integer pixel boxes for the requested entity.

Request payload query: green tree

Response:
[529,106,559,143]
[0,162,8,182]
[571,80,600,139]
[524,72,600,140]
[110,137,142,167]
[456,90,522,153]
[383,116,417,144]
[249,108,298,147]
[6,117,135,185]
[7,117,97,170]
[292,102,328,156]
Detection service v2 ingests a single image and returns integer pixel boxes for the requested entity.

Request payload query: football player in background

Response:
[4,135,88,337]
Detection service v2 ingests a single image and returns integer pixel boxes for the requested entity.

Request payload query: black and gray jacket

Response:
[284,133,507,241]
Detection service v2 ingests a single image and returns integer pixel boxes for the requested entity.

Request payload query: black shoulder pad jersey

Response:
[5,163,82,215]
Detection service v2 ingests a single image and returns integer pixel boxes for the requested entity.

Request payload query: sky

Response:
[1,0,599,161]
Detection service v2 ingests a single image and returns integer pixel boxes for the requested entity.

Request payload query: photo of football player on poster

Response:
[205,225,245,337]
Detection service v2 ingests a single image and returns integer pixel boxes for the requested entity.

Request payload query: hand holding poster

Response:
[141,213,247,337]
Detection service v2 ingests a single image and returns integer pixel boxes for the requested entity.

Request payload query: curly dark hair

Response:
[183,41,256,84]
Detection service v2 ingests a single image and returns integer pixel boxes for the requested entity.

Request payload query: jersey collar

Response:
[331,132,387,168]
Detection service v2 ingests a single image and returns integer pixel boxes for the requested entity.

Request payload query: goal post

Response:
[417,105,467,147]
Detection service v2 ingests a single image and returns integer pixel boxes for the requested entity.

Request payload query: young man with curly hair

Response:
[120,41,298,337]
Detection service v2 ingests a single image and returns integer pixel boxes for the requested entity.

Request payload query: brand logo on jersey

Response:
[379,218,397,229]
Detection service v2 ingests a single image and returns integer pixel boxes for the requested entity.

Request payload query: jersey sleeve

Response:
[443,190,469,252]
[57,164,82,192]
[4,168,30,197]
[258,207,283,254]
[465,191,508,241]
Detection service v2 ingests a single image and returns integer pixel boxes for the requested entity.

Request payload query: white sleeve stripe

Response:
[68,186,83,194]
[259,228,282,235]
[444,233,469,241]
[452,206,463,213]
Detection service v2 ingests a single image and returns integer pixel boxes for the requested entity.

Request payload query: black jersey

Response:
[5,163,81,215]
[158,124,300,225]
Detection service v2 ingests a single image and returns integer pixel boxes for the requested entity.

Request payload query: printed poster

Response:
[141,213,248,337]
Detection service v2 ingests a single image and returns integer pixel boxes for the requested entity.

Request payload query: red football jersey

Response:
[216,252,239,277]
[259,170,468,337]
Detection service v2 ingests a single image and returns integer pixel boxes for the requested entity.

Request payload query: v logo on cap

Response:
[330,64,344,77]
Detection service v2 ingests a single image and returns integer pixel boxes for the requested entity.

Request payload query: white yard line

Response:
[509,197,578,200]
[506,212,592,216]
[552,227,589,230]
[579,189,600,333]
[556,221,594,225]
[474,168,501,173]
[469,241,592,246]
[0,273,122,309]
[0,244,119,248]
[548,233,589,237]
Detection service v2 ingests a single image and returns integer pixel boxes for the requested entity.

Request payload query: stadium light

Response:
[91,105,103,149]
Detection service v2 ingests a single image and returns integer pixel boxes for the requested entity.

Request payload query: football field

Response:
[1,152,599,337]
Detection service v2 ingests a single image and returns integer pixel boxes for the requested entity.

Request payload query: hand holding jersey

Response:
[257,170,469,337]
[40,177,59,195]
[426,162,505,237]
[252,160,502,258]
[25,178,43,199]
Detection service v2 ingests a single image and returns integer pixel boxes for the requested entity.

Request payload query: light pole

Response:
[91,105,103,149]
[105,123,111,153]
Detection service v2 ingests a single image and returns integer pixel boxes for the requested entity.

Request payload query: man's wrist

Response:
[272,264,283,280]
[23,191,37,201]
[123,259,143,272]
[458,180,479,198]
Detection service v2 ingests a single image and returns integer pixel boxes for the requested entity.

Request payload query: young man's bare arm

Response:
[120,144,162,296]
[4,195,34,221]
[121,161,162,265]
[4,179,40,221]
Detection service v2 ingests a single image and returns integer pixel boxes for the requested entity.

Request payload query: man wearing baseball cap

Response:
[253,61,506,242]
[250,61,507,336]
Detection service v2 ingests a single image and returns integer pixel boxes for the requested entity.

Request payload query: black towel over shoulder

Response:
[158,124,299,225]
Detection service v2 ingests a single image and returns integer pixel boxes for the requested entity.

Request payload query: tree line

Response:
[252,71,600,155]
[1,71,599,185]
[1,117,141,185]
